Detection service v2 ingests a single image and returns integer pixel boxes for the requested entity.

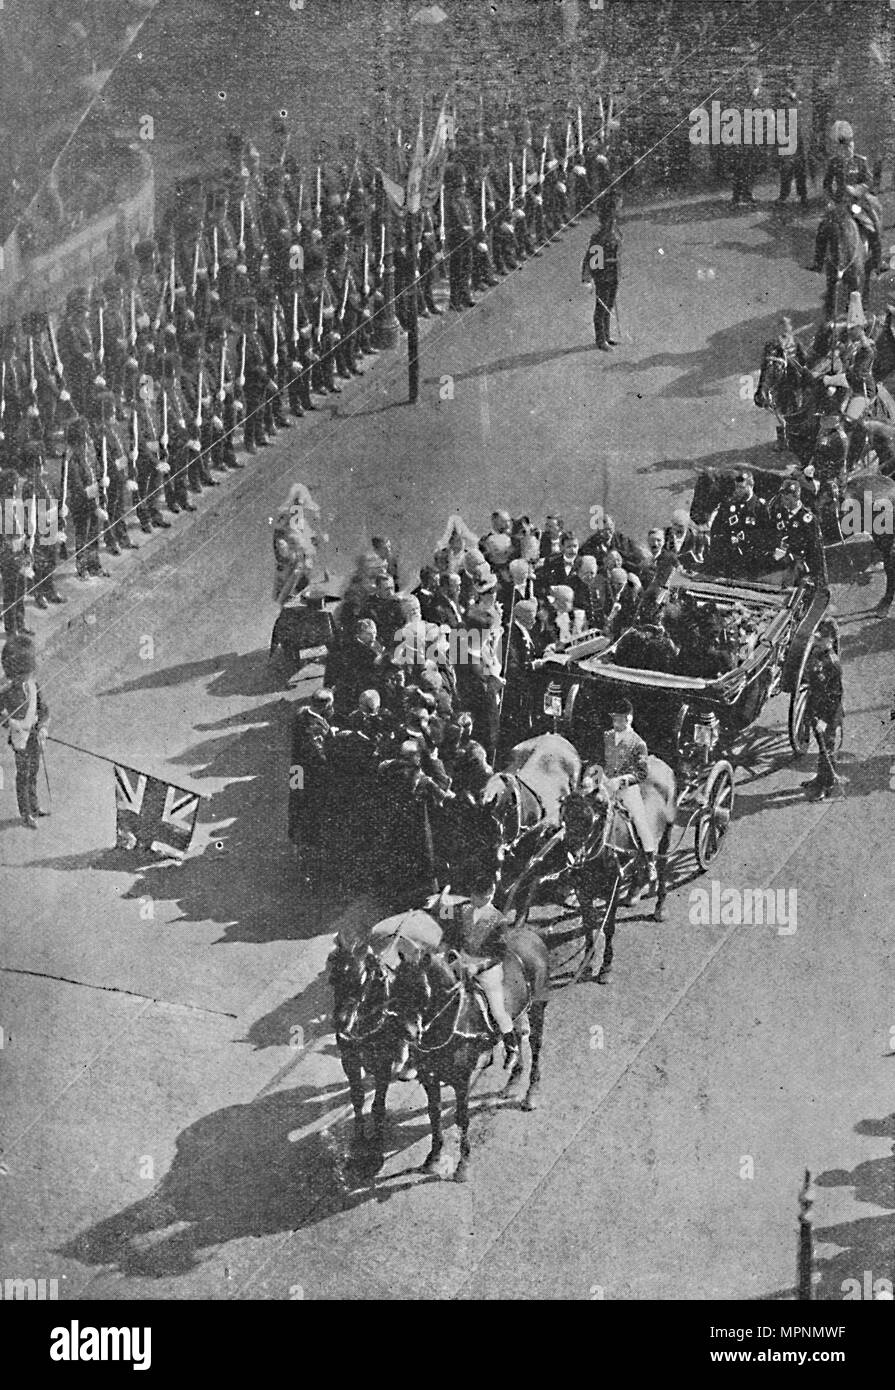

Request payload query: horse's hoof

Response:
[521,1090,539,1113]
[453,1164,469,1184]
[654,905,667,923]
[596,968,613,986]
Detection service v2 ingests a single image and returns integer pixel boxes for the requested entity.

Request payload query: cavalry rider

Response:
[708,468,771,579]
[600,697,658,884]
[768,478,827,585]
[809,120,883,274]
[822,291,876,425]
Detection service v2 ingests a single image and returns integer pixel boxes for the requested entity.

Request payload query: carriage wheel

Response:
[694,760,735,871]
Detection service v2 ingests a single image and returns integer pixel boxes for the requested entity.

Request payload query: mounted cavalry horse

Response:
[504,755,679,984]
[821,200,870,322]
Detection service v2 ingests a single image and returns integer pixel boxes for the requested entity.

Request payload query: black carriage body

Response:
[536,573,827,774]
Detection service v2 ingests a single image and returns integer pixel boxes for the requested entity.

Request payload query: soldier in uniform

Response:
[768,478,827,584]
[0,468,31,634]
[303,249,341,396]
[158,353,197,511]
[801,620,844,801]
[57,287,101,418]
[0,633,49,828]
[581,197,621,351]
[21,440,65,607]
[285,269,316,417]
[708,469,771,578]
[179,331,219,490]
[256,279,294,429]
[810,121,882,273]
[128,358,171,532]
[327,236,364,379]
[64,416,108,580]
[445,163,475,311]
[204,314,243,471]
[235,296,276,453]
[92,390,139,554]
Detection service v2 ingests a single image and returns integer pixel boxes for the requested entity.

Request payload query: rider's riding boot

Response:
[502,1029,520,1069]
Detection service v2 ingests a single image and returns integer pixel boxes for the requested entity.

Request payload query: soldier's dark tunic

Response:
[582,220,620,350]
[804,646,843,789]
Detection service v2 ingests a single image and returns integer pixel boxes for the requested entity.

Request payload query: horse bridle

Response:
[494,772,547,847]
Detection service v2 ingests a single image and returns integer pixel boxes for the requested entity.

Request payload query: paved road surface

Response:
[2,185,893,1300]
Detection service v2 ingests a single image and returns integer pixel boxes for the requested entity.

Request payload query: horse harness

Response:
[494,771,547,846]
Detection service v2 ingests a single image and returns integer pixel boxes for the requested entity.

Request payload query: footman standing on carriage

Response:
[708,469,771,578]
[601,698,658,883]
[768,479,828,585]
[801,620,844,801]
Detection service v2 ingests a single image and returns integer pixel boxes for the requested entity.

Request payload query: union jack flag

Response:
[114,764,201,858]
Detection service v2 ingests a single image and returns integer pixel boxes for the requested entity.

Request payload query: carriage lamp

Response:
[544,685,564,719]
[693,712,720,762]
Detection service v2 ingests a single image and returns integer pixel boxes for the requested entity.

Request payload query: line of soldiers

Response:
[1,103,620,634]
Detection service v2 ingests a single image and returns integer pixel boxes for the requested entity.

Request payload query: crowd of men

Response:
[0,103,621,639]
[287,467,839,881]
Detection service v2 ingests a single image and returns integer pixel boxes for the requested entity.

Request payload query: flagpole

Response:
[45,734,209,794]
[375,172,400,351]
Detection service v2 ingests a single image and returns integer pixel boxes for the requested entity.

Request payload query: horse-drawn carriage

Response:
[499,569,836,981]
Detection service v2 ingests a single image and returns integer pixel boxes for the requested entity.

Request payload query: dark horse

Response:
[328,938,405,1151]
[505,758,678,984]
[822,201,870,321]
[392,927,549,1182]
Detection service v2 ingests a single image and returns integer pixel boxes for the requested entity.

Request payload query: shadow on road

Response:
[422,342,594,386]
[57,1081,441,1280]
[762,1112,895,1300]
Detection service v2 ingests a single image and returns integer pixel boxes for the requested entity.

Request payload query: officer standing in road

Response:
[801,620,844,801]
[581,196,621,351]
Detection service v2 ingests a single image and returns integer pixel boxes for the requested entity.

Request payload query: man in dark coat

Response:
[288,688,334,857]
[581,198,621,350]
[801,622,844,801]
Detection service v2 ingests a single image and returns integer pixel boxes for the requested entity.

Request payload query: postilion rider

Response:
[597,697,658,883]
[376,877,521,1081]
